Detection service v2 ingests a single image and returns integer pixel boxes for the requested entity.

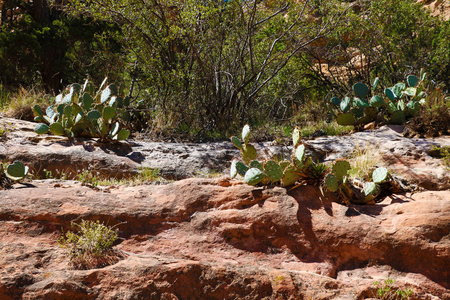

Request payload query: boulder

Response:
[0,178,448,299]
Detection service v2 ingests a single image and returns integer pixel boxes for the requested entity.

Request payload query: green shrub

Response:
[373,278,413,299]
[58,220,121,269]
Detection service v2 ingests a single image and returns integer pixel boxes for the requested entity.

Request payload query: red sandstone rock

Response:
[0,178,448,299]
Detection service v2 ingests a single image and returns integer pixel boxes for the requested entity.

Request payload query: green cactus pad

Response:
[235,161,249,176]
[63,105,73,117]
[230,161,238,178]
[324,173,338,192]
[244,168,265,186]
[49,122,65,136]
[332,160,350,182]
[34,116,43,122]
[82,93,93,111]
[32,105,43,117]
[264,160,283,182]
[393,83,406,98]
[250,160,263,170]
[363,182,379,196]
[101,85,113,104]
[54,94,63,104]
[340,96,351,112]
[372,77,379,91]
[404,87,417,97]
[294,144,306,163]
[331,97,341,106]
[281,164,300,186]
[34,123,49,135]
[353,82,369,98]
[61,87,74,104]
[397,100,405,111]
[407,75,420,87]
[354,98,370,108]
[103,106,116,121]
[390,110,405,125]
[87,110,101,120]
[387,102,397,113]
[364,107,378,118]
[115,128,130,141]
[231,136,243,149]
[384,88,396,100]
[351,107,365,118]
[279,161,290,171]
[242,124,251,145]
[369,95,384,108]
[46,105,56,118]
[5,161,29,180]
[292,127,301,147]
[241,144,257,165]
[336,113,356,126]
[372,167,389,183]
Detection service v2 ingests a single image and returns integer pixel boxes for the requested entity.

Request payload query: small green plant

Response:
[77,170,99,186]
[58,220,121,269]
[373,278,413,299]
[1,160,29,189]
[431,145,450,169]
[33,78,131,142]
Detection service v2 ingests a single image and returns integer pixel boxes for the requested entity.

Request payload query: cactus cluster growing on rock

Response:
[331,72,427,128]
[230,126,326,187]
[33,78,131,142]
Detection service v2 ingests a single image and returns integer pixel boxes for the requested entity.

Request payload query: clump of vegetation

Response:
[372,278,413,299]
[33,78,131,142]
[58,220,123,269]
[348,146,383,180]
[1,87,51,121]
[430,145,450,170]
[405,87,450,137]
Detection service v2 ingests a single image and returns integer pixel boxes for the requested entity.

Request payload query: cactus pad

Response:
[235,161,249,176]
[264,161,283,182]
[230,161,238,179]
[281,164,300,186]
[384,88,396,100]
[103,106,116,121]
[240,144,257,165]
[369,95,384,108]
[331,97,341,106]
[340,96,351,112]
[242,124,251,145]
[244,168,265,186]
[353,82,369,98]
[332,159,350,182]
[5,161,29,180]
[230,136,243,149]
[250,160,263,170]
[49,122,64,136]
[336,113,356,126]
[324,173,338,192]
[372,167,389,183]
[34,123,49,135]
[372,77,379,90]
[393,83,406,98]
[354,98,370,108]
[407,75,420,87]
[115,128,130,141]
[363,182,379,196]
[404,87,416,97]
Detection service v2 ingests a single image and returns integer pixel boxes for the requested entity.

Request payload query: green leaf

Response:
[231,136,243,149]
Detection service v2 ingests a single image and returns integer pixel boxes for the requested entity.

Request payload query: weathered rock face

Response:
[1,117,449,190]
[0,178,448,299]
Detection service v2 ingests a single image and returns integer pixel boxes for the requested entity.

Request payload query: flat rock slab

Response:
[0,178,449,299]
[1,117,449,189]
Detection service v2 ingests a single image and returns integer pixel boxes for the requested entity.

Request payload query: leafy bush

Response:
[372,278,413,300]
[58,220,121,269]
[32,78,131,142]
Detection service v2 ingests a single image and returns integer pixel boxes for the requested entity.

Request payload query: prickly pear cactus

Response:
[32,78,131,142]
[324,173,338,192]
[332,159,351,182]
[264,161,283,182]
